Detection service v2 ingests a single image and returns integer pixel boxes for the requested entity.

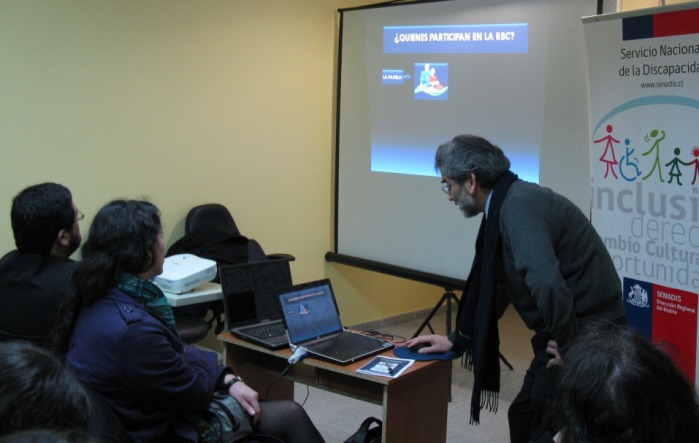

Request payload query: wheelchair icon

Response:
[619,138,641,182]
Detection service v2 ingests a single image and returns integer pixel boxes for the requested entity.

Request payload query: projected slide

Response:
[358,15,540,181]
[370,21,537,179]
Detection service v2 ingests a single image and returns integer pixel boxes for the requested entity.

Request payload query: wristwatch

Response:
[224,375,243,391]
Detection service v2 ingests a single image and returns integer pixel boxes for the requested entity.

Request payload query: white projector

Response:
[154,254,217,294]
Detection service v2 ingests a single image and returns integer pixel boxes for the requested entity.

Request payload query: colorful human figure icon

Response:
[687,146,699,185]
[642,129,666,182]
[665,147,687,186]
[594,124,620,179]
[619,138,642,182]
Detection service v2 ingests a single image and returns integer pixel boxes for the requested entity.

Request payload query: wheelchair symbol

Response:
[619,138,641,182]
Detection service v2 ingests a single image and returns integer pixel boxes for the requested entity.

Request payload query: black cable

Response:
[263,364,292,400]
[299,384,310,407]
[280,364,291,378]
[262,363,312,407]
[360,329,408,345]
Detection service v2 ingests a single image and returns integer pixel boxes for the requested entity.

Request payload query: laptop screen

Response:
[220,259,292,326]
[278,279,343,344]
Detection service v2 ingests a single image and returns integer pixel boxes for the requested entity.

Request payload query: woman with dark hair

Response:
[0,341,90,435]
[551,322,699,443]
[53,200,324,443]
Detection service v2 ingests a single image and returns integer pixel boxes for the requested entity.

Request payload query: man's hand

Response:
[546,339,564,368]
[403,334,453,354]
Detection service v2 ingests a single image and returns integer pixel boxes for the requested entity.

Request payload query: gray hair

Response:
[434,135,510,188]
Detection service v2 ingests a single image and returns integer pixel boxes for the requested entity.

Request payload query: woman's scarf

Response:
[117,273,177,331]
[456,170,518,424]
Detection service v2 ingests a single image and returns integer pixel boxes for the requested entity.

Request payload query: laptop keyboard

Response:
[242,322,286,338]
[312,332,384,358]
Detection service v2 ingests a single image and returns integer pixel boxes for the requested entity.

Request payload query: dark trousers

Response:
[508,331,556,443]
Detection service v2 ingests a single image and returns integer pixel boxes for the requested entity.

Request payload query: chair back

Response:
[185,203,240,236]
[173,203,278,343]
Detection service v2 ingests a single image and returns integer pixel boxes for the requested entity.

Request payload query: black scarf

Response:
[456,170,518,424]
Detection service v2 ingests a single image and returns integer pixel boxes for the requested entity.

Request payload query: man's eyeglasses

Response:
[441,176,469,194]
[76,209,85,222]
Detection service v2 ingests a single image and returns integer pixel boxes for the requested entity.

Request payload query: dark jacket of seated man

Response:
[0,182,82,348]
[0,251,78,346]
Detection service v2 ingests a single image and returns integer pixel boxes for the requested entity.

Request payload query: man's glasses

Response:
[441,176,469,194]
[76,209,85,222]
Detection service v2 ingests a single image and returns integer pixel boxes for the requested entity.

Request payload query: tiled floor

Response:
[294,306,534,442]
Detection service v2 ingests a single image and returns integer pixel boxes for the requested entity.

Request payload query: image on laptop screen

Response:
[278,281,343,344]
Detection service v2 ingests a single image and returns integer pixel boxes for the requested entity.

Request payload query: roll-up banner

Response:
[583,3,699,385]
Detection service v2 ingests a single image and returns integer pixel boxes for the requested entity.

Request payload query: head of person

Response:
[553,322,699,443]
[434,135,510,218]
[76,199,164,300]
[10,183,82,257]
[0,341,90,435]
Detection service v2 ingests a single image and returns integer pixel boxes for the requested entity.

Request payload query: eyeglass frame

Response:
[440,175,468,194]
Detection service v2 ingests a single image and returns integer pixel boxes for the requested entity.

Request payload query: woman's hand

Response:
[225,376,261,423]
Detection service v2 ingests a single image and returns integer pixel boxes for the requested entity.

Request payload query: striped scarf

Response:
[116,273,177,331]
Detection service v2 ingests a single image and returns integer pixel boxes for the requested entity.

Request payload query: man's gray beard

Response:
[458,191,479,218]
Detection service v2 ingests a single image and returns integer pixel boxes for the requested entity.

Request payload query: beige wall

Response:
[0,0,440,329]
[10,0,688,334]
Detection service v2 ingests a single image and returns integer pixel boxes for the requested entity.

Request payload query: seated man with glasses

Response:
[0,182,83,348]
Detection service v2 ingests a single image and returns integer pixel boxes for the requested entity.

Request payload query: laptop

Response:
[276,279,394,365]
[219,258,292,350]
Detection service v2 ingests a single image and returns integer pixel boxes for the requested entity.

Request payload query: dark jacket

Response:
[65,288,226,442]
[166,225,249,270]
[498,180,625,352]
[0,250,77,346]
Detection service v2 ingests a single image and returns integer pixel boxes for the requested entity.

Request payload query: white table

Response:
[162,282,223,307]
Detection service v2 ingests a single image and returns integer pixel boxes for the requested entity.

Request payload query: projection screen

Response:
[330,0,598,286]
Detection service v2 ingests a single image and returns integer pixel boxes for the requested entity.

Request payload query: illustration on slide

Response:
[414,63,448,99]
